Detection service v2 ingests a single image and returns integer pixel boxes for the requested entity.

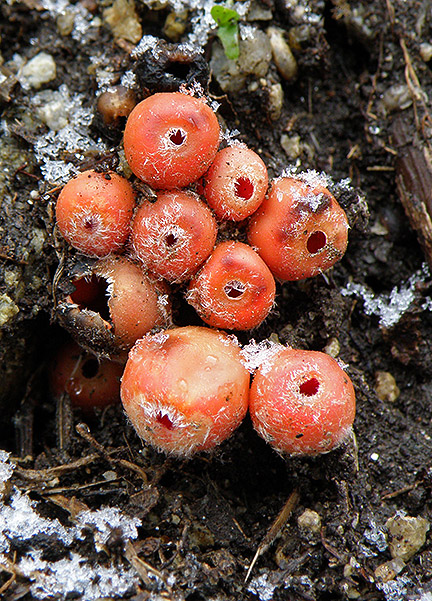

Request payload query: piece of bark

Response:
[392,115,432,267]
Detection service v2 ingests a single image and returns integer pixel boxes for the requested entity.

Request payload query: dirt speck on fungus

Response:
[1,1,432,600]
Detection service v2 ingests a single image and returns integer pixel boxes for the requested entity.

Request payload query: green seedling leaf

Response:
[211,5,240,61]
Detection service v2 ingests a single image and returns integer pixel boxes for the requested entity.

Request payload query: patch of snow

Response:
[0,489,74,553]
[247,572,278,601]
[77,506,141,550]
[40,0,100,43]
[341,264,431,328]
[18,551,138,600]
[0,450,14,483]
[241,339,283,374]
[376,575,411,601]
[32,83,107,184]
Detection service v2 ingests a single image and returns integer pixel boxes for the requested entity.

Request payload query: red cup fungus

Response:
[57,256,171,358]
[248,176,349,281]
[123,92,220,189]
[249,347,356,455]
[50,341,124,410]
[187,241,276,330]
[120,326,250,456]
[131,190,218,283]
[51,88,356,460]
[55,169,135,257]
[203,145,268,221]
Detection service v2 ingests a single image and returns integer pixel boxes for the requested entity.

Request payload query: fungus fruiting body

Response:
[50,341,123,410]
[203,145,268,220]
[131,190,218,282]
[123,92,220,189]
[93,256,171,349]
[96,86,137,127]
[58,256,171,358]
[187,241,276,330]
[120,326,250,456]
[248,177,349,280]
[249,347,356,455]
[55,170,135,257]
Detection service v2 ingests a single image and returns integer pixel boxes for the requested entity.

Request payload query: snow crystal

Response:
[0,450,14,484]
[247,572,278,601]
[77,506,140,550]
[32,84,107,184]
[341,265,431,328]
[18,551,138,600]
[241,339,283,374]
[40,0,100,43]
[0,489,74,553]
[121,70,138,89]
[279,167,332,190]
[363,519,388,552]
[131,35,162,58]
[376,575,411,601]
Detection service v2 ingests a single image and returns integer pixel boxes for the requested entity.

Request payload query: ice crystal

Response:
[0,489,74,553]
[341,264,431,328]
[131,34,162,58]
[121,70,138,89]
[376,575,411,601]
[32,84,107,184]
[241,339,283,374]
[363,519,388,552]
[77,506,140,550]
[18,551,138,600]
[247,572,278,601]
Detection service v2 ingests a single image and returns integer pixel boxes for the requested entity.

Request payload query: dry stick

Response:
[392,115,432,269]
[76,422,148,483]
[125,540,173,594]
[244,489,300,583]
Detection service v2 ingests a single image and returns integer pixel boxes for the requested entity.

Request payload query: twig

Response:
[76,423,148,483]
[245,489,300,582]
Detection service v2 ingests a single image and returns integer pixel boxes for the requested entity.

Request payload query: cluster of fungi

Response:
[51,89,355,458]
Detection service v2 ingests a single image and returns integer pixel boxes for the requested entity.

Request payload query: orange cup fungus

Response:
[248,176,349,281]
[55,170,135,257]
[123,92,220,189]
[120,326,250,456]
[249,347,356,455]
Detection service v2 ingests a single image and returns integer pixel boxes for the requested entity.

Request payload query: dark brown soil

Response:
[1,1,432,599]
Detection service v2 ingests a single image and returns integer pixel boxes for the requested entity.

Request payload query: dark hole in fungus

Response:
[71,276,111,322]
[156,412,174,430]
[165,233,178,247]
[83,218,97,231]
[307,231,327,254]
[300,377,320,396]
[166,60,191,80]
[169,129,186,145]
[224,280,246,299]
[234,176,254,201]
[295,433,304,438]
[81,358,99,379]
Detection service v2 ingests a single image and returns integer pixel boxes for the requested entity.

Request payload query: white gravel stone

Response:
[21,52,57,89]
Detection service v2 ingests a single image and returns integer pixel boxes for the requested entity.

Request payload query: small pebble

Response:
[103,0,142,43]
[385,514,430,561]
[21,52,56,89]
[297,508,321,533]
[375,371,400,402]
[374,557,405,583]
[267,26,298,81]
[268,83,283,121]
